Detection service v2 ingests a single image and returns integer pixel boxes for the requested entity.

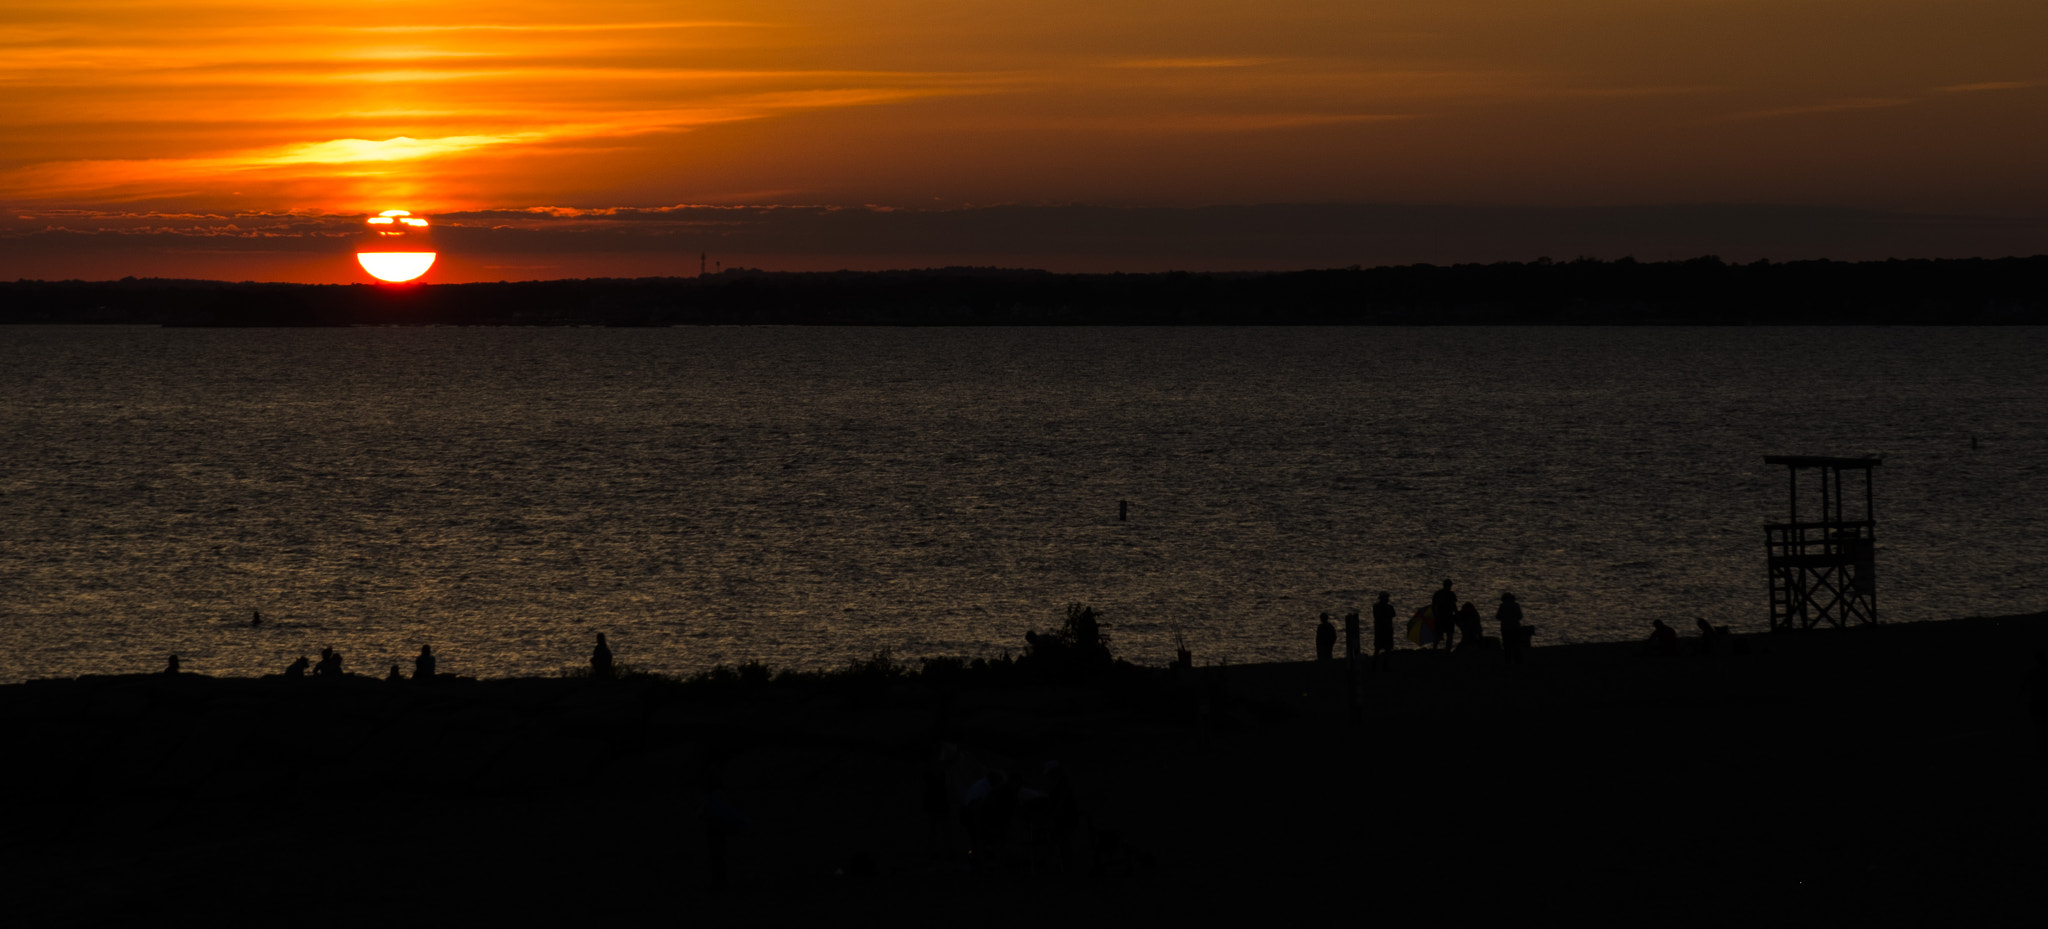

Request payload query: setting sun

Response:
[357,251,437,282]
[356,210,437,282]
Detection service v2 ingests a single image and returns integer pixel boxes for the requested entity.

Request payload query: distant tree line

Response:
[4,255,2044,326]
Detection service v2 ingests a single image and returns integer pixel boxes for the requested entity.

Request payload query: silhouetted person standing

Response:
[1431,580,1458,651]
[1497,593,1526,664]
[1315,613,1337,662]
[591,633,614,679]
[414,644,436,680]
[1372,593,1396,667]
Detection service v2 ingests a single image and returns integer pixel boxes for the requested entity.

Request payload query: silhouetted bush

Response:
[1021,603,1117,679]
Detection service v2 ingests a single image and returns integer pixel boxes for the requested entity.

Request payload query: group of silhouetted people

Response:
[1315,580,1534,666]
[196,633,622,682]
[280,647,346,678]
[958,756,1084,873]
[212,634,621,681]
[1310,593,1403,669]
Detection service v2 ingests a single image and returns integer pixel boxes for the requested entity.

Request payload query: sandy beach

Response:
[5,614,2045,925]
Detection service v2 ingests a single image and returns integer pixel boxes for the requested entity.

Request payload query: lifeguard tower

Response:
[1764,455,1880,631]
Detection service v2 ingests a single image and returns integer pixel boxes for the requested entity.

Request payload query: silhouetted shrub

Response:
[1022,604,1116,679]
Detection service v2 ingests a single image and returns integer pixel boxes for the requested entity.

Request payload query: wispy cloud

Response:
[353,22,767,34]
[1716,96,1918,121]
[1715,79,2038,122]
[1113,57,1277,70]
[0,85,972,202]
[1939,80,2035,93]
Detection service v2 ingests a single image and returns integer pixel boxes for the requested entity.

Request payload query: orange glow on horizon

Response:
[1,1,2044,281]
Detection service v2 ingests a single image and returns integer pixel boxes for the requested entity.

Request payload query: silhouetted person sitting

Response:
[591,633,614,679]
[1648,620,1678,656]
[1315,613,1337,662]
[386,663,403,682]
[1372,593,1396,667]
[414,644,436,680]
[983,770,1021,861]
[313,647,343,678]
[1432,580,1459,650]
[1456,602,1483,650]
[284,655,310,677]
[163,653,179,676]
[1497,593,1526,664]
[963,769,1021,867]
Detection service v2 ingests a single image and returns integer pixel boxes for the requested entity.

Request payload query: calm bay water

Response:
[1,325,2043,683]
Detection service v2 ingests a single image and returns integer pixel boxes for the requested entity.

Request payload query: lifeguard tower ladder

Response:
[1765,455,1879,631]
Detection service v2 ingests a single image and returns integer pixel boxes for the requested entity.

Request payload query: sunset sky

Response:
[3,1,2043,281]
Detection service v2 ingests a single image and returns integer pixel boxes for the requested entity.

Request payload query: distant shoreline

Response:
[8,609,2039,687]
[6,255,2046,326]
[11,609,2041,689]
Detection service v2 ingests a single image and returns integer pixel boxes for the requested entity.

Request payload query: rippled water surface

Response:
[2,325,2043,682]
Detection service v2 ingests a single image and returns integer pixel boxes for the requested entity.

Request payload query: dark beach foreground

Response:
[5,615,2046,926]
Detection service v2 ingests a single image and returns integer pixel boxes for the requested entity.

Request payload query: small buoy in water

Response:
[1119,499,1129,521]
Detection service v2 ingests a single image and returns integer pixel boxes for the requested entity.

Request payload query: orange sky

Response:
[3,1,2044,280]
